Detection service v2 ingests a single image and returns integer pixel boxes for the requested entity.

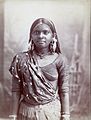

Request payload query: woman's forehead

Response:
[32,23,52,31]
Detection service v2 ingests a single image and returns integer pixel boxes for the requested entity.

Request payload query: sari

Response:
[9,50,69,120]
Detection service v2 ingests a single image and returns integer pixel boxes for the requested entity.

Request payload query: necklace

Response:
[35,52,51,59]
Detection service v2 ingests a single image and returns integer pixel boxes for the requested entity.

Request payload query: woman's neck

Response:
[34,47,50,55]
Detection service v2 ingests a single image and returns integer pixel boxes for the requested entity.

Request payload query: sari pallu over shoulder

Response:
[9,51,58,105]
[9,50,69,106]
[23,51,58,105]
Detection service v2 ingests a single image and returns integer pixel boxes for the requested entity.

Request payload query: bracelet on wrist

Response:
[61,112,70,115]
[9,114,17,118]
[61,114,70,117]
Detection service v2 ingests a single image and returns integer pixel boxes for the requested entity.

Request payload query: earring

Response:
[28,42,31,50]
[49,37,57,53]
[28,40,34,51]
[31,42,34,51]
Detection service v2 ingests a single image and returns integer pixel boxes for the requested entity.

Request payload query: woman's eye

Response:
[43,30,49,35]
[33,31,40,35]
[33,30,49,35]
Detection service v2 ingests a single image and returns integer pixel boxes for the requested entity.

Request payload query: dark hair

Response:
[29,18,61,53]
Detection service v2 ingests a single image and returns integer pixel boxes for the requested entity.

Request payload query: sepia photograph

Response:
[0,0,90,120]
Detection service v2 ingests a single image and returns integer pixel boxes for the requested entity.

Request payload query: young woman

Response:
[9,18,70,120]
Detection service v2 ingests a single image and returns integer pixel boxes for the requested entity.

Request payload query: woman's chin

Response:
[37,43,47,48]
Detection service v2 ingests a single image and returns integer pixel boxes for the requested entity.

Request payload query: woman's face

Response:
[31,23,53,49]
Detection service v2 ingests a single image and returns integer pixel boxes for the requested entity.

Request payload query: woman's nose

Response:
[39,32,44,38]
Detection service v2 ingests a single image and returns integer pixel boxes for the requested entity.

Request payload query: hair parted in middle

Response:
[28,18,61,53]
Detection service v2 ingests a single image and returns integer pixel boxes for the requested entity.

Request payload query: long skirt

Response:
[17,99,61,120]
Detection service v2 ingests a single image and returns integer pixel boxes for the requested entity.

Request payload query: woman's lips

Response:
[37,40,46,44]
[38,42,45,44]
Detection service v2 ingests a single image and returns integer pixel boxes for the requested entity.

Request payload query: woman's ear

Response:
[53,33,57,39]
[52,33,55,38]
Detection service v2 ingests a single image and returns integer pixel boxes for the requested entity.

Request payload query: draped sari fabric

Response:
[24,59,57,105]
[9,51,58,105]
[9,50,69,120]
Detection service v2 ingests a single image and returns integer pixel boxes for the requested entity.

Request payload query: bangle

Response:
[9,114,17,118]
[61,112,70,115]
[61,114,70,117]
